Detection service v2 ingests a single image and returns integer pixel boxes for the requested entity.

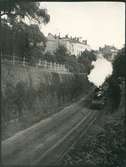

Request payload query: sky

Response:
[40,2,125,50]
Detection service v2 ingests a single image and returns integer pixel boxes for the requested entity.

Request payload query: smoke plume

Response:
[88,56,113,87]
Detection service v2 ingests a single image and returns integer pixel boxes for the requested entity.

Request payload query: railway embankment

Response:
[2,62,91,140]
[2,88,97,166]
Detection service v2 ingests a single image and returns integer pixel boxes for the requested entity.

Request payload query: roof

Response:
[47,33,88,45]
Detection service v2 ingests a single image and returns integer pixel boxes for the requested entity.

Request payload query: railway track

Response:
[56,110,98,165]
[37,109,98,166]
[2,87,97,166]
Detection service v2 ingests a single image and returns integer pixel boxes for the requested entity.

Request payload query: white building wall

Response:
[45,34,91,57]
[65,42,91,57]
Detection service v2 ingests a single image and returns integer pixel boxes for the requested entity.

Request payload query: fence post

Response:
[23,57,25,66]
[41,60,44,67]
[38,59,41,66]
[50,62,52,69]
[44,60,47,68]
[56,63,58,71]
[54,62,56,71]
[49,62,51,70]
[45,61,48,68]
[13,56,15,65]
[62,64,64,72]
[47,61,49,69]
[58,63,60,71]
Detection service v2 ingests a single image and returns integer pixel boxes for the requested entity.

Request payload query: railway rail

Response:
[37,109,98,166]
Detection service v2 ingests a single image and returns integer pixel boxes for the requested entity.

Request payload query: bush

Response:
[62,111,126,167]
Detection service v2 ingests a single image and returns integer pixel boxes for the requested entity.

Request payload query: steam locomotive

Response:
[89,86,107,110]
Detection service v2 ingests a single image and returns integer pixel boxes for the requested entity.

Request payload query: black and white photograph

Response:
[1,1,125,166]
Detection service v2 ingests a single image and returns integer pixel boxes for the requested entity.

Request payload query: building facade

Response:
[45,33,91,57]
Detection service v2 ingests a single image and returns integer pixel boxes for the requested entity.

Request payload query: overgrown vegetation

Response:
[61,47,126,167]
[62,108,125,167]
[78,49,96,74]
[42,45,96,74]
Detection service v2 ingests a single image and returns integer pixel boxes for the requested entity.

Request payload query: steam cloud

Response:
[88,57,113,87]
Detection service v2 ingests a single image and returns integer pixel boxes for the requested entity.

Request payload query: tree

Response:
[54,45,69,63]
[1,1,50,62]
[26,24,47,62]
[106,48,125,113]
[0,1,50,25]
[43,52,56,62]
[54,46,85,73]
[113,47,126,78]
[112,47,126,139]
[65,55,84,73]
[1,21,13,56]
[105,46,126,150]
[78,50,96,74]
[107,76,121,112]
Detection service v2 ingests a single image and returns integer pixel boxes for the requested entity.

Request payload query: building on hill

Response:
[99,45,118,62]
[45,33,91,57]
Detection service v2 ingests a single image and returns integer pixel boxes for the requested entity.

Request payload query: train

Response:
[89,86,107,110]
